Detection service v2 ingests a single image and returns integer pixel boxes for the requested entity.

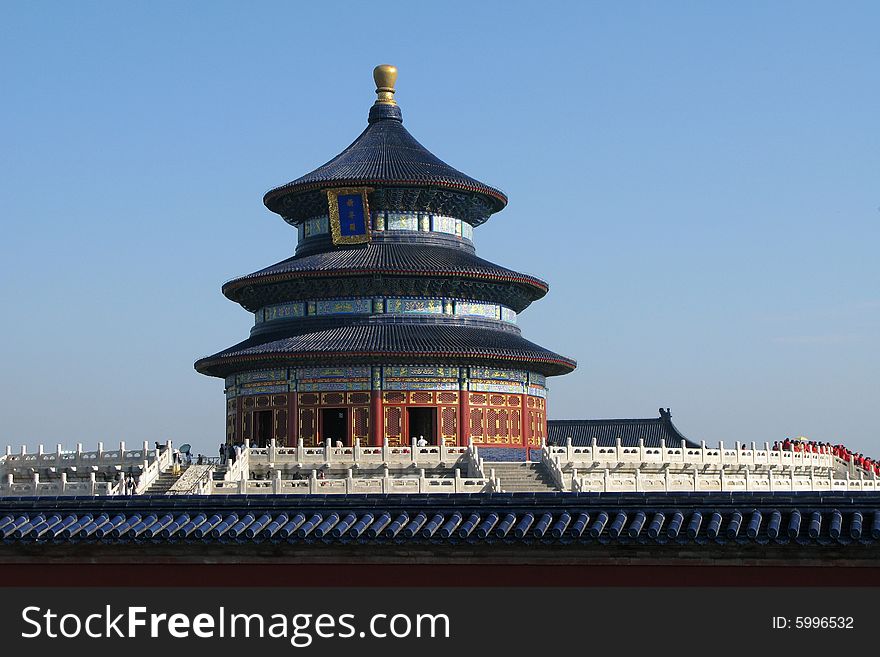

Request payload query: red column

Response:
[523,396,533,448]
[289,392,298,447]
[371,390,383,446]
[458,382,469,447]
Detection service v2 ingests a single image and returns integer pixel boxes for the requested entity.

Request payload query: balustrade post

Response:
[635,467,641,492]
[60,472,67,494]
[455,467,463,493]
[4,445,9,456]
[56,443,62,467]
[142,441,149,456]
[411,438,417,466]
[566,436,572,463]
[615,437,622,463]
[638,437,645,462]
[239,470,247,494]
[89,472,96,496]
[324,441,331,464]
[20,445,26,456]
[354,438,361,462]
[310,469,317,494]
[269,438,276,463]
[97,442,103,463]
[274,469,282,494]
[119,441,125,458]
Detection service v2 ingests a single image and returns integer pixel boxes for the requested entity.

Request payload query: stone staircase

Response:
[144,466,188,495]
[489,461,560,492]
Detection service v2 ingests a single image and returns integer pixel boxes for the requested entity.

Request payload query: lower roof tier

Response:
[195,321,577,378]
[222,242,548,313]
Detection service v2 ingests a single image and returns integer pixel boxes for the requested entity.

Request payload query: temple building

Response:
[194,65,575,450]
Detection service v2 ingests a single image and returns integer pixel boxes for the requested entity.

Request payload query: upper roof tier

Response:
[263,65,508,225]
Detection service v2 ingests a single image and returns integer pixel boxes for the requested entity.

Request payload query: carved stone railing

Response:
[0,473,120,497]
[570,467,880,493]
[1,441,160,472]
[245,439,470,471]
[542,452,567,491]
[465,439,488,478]
[210,466,495,495]
[134,441,174,494]
[221,447,250,483]
[543,437,836,473]
[0,440,173,497]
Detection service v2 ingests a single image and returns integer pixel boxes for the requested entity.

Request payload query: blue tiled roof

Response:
[548,409,699,448]
[222,242,548,303]
[195,321,577,378]
[263,103,507,221]
[1,493,878,548]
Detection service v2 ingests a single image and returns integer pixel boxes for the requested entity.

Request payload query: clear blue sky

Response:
[1,2,877,458]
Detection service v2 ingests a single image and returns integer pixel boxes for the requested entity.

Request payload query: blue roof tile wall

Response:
[2,492,879,549]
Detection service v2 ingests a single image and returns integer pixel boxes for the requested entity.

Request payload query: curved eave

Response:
[196,350,575,379]
[222,267,548,304]
[194,322,576,379]
[263,179,507,217]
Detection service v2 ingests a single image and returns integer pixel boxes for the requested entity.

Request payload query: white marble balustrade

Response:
[543,437,835,472]
[211,467,494,495]
[571,468,880,493]
[246,439,472,470]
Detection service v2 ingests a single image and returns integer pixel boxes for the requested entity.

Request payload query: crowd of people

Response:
[770,438,880,475]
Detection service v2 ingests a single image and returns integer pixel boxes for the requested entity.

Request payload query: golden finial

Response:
[373,64,398,105]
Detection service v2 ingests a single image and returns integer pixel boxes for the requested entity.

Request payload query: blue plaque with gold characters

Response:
[326,187,372,245]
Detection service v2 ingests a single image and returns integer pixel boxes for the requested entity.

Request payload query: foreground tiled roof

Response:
[2,492,878,548]
[548,409,699,448]
[195,321,577,378]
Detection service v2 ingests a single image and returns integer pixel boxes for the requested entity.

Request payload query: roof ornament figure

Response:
[373,64,398,106]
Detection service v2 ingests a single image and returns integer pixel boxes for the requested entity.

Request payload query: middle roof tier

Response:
[223,241,549,313]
